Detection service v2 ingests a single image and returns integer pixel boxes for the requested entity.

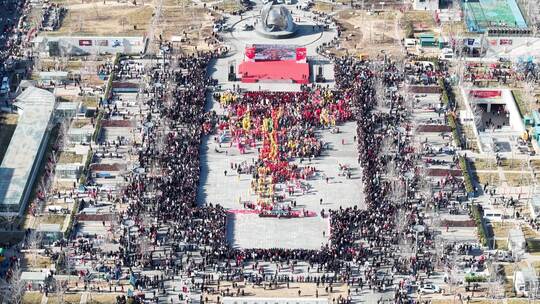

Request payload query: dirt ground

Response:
[203,282,349,303]
[328,9,404,59]
[158,0,218,53]
[47,1,153,36]
[402,10,436,34]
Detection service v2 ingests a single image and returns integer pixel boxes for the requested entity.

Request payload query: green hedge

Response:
[471,204,488,247]
[459,155,474,194]
[78,149,94,185]
[511,90,528,118]
[527,239,540,253]
[92,112,103,143]
[447,114,463,148]
[465,273,487,283]
[405,21,414,38]
[63,199,80,239]
[93,53,122,144]
[439,79,449,105]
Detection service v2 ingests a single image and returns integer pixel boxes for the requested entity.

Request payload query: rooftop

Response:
[0,87,56,215]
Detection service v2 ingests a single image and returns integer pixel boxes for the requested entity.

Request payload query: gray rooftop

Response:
[0,87,55,215]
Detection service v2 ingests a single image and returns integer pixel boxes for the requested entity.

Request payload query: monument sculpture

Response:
[256,2,297,38]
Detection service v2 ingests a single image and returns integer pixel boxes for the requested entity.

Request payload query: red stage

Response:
[239,61,309,84]
[238,44,309,84]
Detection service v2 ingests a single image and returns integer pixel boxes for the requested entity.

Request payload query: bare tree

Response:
[25,229,44,268]
[445,254,460,302]
[119,17,129,31]
[93,3,100,19]
[52,277,69,304]
[470,103,483,131]
[0,263,25,304]
[78,15,85,32]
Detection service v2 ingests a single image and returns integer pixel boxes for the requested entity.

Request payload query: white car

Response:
[419,284,441,294]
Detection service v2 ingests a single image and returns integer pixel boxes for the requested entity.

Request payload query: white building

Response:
[413,0,439,11]
[508,227,526,256]
[32,36,145,57]
[514,267,539,297]
[530,195,540,219]
[0,86,56,216]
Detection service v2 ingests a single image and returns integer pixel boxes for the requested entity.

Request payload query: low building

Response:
[37,223,63,245]
[55,101,79,120]
[32,36,145,57]
[0,86,56,216]
[21,271,49,289]
[530,195,540,219]
[413,0,439,11]
[508,227,526,256]
[514,267,539,297]
[56,164,82,180]
[39,71,70,85]
[67,126,94,144]
[419,34,437,47]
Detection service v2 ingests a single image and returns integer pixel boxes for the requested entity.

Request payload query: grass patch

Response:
[58,151,84,164]
[531,159,540,169]
[508,300,540,304]
[499,158,528,170]
[71,118,92,129]
[523,225,540,239]
[494,239,508,250]
[476,173,499,185]
[41,214,66,226]
[527,239,540,253]
[462,125,479,152]
[22,292,43,304]
[65,60,84,70]
[0,113,18,164]
[313,1,335,13]
[22,253,52,268]
[505,173,532,187]
[402,11,436,31]
[491,222,513,239]
[51,4,153,36]
[512,89,529,117]
[87,293,120,304]
[82,96,98,108]
[47,293,82,304]
[472,158,497,170]
[216,0,244,13]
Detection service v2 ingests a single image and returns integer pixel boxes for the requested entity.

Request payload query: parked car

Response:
[419,284,441,294]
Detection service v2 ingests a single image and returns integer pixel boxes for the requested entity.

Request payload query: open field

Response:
[47,2,153,36]
[402,10,436,33]
[47,294,82,304]
[476,172,499,185]
[203,282,349,303]
[58,151,84,164]
[22,292,42,304]
[330,10,403,58]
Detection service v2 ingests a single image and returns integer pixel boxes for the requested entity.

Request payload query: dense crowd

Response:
[107,47,448,304]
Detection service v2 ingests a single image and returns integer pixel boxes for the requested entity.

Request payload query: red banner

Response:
[245,47,256,60]
[296,47,307,62]
[470,90,501,99]
[78,39,93,46]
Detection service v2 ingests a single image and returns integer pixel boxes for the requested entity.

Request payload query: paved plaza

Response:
[199,99,363,249]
